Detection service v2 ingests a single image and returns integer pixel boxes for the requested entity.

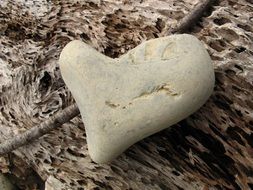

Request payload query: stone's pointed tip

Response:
[90,153,113,164]
[88,138,123,164]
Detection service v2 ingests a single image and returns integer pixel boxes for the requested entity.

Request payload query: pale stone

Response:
[59,34,215,163]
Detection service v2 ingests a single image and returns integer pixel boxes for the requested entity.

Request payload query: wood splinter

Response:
[0,0,216,157]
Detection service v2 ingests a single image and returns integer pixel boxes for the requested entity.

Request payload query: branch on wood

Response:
[0,0,217,157]
[170,0,216,34]
[0,104,80,156]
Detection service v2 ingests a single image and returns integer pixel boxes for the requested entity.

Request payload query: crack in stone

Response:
[105,101,120,108]
[133,83,181,101]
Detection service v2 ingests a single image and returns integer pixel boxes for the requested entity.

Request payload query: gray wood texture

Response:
[0,0,252,189]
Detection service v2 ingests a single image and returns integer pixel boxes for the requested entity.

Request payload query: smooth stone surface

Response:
[59,34,215,163]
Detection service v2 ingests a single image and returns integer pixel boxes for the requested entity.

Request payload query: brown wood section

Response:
[0,0,252,189]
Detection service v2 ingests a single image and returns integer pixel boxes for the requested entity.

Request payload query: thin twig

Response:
[0,104,80,156]
[170,0,216,34]
[0,0,217,156]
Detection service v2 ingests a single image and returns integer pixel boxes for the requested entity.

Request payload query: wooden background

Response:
[0,0,253,189]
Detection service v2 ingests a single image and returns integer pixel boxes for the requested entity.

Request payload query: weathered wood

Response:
[0,104,79,156]
[0,0,253,189]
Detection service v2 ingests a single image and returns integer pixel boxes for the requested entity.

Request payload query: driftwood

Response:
[0,104,79,156]
[0,0,253,189]
[0,0,215,159]
[170,0,216,34]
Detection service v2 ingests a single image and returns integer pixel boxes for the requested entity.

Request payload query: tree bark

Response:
[0,0,253,189]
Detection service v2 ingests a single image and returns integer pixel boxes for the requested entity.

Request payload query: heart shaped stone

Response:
[59,34,214,163]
